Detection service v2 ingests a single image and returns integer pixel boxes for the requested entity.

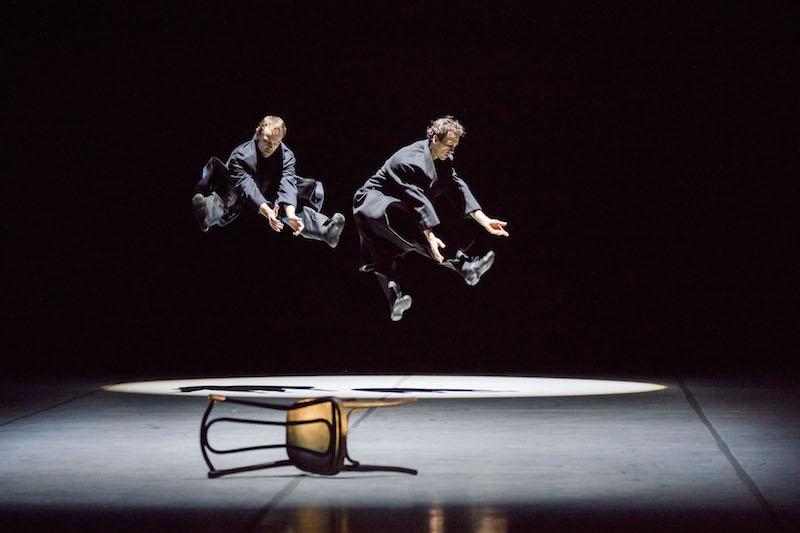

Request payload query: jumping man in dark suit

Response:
[192,115,345,248]
[353,116,509,321]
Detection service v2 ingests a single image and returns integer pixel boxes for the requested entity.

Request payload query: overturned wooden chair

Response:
[200,395,418,477]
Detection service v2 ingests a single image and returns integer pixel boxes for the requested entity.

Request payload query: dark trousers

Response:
[195,157,240,227]
[283,206,330,242]
[195,157,332,240]
[372,201,478,304]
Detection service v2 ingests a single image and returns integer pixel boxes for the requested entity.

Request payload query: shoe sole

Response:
[390,295,413,321]
[325,214,346,248]
[465,252,495,286]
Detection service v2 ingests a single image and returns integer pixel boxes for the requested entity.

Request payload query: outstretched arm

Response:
[229,157,269,211]
[470,210,509,237]
[276,144,299,209]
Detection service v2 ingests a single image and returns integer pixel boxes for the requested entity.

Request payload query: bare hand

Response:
[267,204,284,232]
[424,229,446,263]
[483,219,509,237]
[286,214,305,236]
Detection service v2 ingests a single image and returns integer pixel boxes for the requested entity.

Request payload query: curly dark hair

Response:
[426,116,466,142]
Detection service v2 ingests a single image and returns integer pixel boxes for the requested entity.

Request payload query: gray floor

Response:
[1,374,798,532]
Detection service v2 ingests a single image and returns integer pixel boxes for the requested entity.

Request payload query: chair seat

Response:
[286,398,344,475]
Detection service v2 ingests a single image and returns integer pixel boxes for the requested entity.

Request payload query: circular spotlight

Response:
[104,375,665,398]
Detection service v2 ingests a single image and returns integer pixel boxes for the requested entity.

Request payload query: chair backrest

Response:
[285,397,346,475]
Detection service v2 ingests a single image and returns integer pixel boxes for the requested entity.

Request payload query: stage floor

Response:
[1,373,798,532]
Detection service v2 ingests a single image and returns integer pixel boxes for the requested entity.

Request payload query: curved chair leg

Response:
[208,460,293,478]
[336,399,418,476]
[342,464,418,475]
[201,395,297,478]
[343,452,417,475]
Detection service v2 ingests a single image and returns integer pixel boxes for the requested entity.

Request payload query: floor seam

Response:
[246,476,304,533]
[349,374,412,430]
[0,388,103,428]
[676,376,786,532]
[246,374,412,531]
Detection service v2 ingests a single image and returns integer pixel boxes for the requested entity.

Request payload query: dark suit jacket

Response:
[227,138,300,210]
[354,139,481,230]
[352,139,482,271]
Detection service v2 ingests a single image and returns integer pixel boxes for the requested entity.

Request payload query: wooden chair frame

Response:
[200,394,417,477]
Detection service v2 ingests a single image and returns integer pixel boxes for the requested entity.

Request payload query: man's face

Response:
[256,126,285,158]
[431,130,460,161]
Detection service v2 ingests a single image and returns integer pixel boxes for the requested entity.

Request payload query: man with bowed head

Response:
[192,115,345,247]
[353,116,510,321]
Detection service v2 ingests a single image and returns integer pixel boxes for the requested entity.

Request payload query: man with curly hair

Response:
[192,115,345,248]
[353,116,509,321]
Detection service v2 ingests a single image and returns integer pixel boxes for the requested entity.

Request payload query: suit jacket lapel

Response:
[422,140,438,187]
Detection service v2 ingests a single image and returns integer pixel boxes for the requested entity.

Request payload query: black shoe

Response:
[192,193,210,232]
[322,213,346,248]
[388,281,412,321]
[462,250,495,286]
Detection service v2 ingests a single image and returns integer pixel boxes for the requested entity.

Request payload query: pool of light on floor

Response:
[104,375,665,398]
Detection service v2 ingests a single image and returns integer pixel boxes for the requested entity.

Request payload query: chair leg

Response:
[340,424,417,476]
[208,459,293,478]
[341,464,418,475]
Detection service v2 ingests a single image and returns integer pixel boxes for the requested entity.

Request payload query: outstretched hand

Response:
[471,210,509,237]
[268,204,284,232]
[259,202,284,233]
[483,218,509,237]
[424,229,446,263]
[286,214,305,236]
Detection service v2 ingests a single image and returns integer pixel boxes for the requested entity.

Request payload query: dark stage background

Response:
[5,3,796,378]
